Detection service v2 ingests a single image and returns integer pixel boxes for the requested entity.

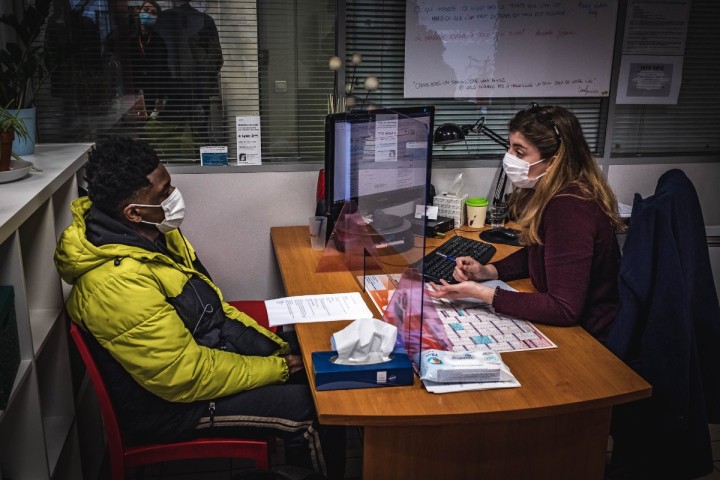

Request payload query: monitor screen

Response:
[324,106,435,219]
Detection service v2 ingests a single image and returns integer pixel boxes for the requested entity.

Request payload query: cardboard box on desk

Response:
[312,349,414,391]
[433,193,468,228]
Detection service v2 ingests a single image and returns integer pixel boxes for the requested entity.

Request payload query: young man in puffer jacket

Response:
[54,137,345,479]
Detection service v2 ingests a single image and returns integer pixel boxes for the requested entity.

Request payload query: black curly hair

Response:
[85,137,160,217]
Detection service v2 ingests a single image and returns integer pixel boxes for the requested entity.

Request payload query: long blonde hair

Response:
[507,105,624,245]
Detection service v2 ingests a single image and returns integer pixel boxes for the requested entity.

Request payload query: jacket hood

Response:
[54,197,189,285]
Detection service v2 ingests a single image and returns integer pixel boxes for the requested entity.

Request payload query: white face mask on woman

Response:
[502,152,546,189]
[129,188,186,233]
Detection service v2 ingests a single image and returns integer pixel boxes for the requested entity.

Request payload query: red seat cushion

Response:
[227,300,274,331]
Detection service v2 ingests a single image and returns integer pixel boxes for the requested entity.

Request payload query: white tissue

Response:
[331,318,397,365]
[448,172,464,196]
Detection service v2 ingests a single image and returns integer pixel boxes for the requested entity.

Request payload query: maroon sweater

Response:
[492,186,621,342]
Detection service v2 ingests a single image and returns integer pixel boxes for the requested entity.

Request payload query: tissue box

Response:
[312,349,414,391]
[433,193,468,228]
[0,286,20,410]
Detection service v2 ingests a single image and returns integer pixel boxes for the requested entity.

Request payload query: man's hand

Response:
[283,354,304,375]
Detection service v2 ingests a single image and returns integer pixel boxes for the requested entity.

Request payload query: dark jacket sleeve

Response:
[492,247,529,281]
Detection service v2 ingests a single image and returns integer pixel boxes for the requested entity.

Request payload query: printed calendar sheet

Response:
[426,297,556,353]
[359,274,556,353]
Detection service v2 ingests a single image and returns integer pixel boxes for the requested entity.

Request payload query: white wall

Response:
[608,163,720,226]
[172,162,720,301]
[172,170,318,301]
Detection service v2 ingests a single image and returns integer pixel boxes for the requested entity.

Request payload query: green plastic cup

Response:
[465,197,488,228]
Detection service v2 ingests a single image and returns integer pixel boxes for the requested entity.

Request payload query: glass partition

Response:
[314,107,433,369]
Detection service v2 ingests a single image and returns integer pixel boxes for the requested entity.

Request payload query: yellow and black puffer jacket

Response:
[54,197,290,441]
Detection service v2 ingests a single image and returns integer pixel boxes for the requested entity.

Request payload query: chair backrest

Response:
[70,301,272,454]
[69,322,129,472]
[70,314,273,479]
[605,169,720,478]
[227,300,276,332]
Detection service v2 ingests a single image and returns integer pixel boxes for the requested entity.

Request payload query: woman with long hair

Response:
[428,104,625,342]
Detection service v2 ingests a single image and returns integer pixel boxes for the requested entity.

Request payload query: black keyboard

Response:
[419,235,496,283]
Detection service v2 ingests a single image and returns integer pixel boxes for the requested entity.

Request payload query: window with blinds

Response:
[609,1,720,157]
[341,0,717,161]
[342,0,607,160]
[27,0,717,163]
[35,0,336,163]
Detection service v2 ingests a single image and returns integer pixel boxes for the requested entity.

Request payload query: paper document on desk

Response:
[357,274,402,315]
[265,292,373,327]
[422,377,521,394]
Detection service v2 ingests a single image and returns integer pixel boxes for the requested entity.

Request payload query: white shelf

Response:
[0,359,31,422]
[43,414,75,473]
[0,144,90,480]
[30,308,63,356]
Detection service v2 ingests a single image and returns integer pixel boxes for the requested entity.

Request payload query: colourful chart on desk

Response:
[362,274,556,354]
[358,274,402,315]
[424,298,557,353]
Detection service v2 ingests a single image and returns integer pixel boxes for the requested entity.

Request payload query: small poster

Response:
[235,116,262,165]
[199,146,228,166]
[616,55,683,105]
[374,115,399,163]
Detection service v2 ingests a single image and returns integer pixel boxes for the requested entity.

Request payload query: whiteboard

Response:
[404,1,618,98]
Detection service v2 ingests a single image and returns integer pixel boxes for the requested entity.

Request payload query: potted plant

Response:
[0,104,30,171]
[0,0,52,156]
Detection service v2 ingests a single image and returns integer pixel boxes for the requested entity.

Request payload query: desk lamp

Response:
[433,118,520,244]
[433,117,509,207]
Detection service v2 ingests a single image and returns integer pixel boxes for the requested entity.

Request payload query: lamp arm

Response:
[469,119,509,205]
[491,169,508,206]
[471,121,509,149]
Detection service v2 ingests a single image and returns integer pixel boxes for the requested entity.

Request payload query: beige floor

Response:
[126,424,720,479]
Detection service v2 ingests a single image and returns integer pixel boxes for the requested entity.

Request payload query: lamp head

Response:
[433,123,466,145]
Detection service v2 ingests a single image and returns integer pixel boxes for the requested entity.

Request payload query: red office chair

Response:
[69,304,274,480]
[227,300,276,333]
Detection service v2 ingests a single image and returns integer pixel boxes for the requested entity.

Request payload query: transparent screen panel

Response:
[315,107,434,371]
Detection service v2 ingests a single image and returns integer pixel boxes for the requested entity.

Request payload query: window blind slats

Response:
[24,0,717,163]
[345,0,606,158]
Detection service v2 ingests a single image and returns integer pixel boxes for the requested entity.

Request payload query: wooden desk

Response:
[271,226,651,480]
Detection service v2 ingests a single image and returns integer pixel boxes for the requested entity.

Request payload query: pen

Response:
[374,239,405,249]
[435,252,457,263]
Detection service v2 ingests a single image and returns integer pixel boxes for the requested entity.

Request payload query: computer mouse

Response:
[479,227,521,246]
[492,227,518,241]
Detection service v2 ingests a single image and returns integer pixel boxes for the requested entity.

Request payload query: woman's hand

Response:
[453,256,498,283]
[427,279,495,304]
[283,354,305,375]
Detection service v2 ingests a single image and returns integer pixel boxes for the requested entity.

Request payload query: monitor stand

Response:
[372,210,405,230]
[370,211,414,254]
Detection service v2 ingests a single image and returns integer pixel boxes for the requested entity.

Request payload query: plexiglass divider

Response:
[314,107,435,370]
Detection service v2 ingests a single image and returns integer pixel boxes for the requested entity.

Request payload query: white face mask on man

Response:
[502,152,546,189]
[129,187,186,233]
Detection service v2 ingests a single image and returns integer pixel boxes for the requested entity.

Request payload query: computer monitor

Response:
[323,106,435,227]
